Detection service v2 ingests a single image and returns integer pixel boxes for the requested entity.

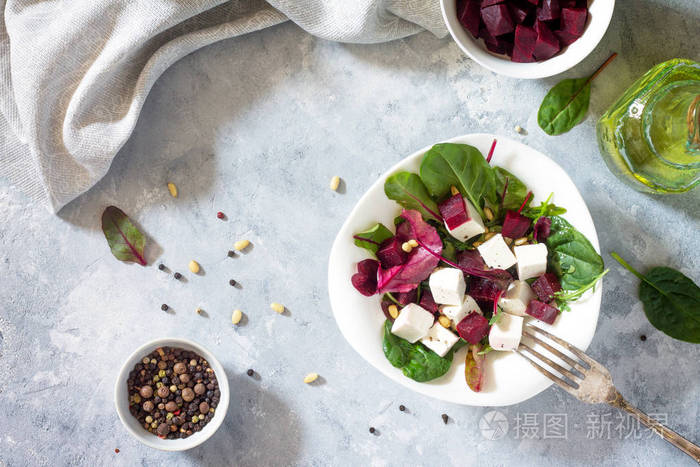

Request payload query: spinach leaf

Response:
[419,143,498,218]
[545,216,604,290]
[522,193,567,219]
[537,53,617,136]
[101,206,147,266]
[554,269,608,311]
[353,223,393,254]
[382,320,456,382]
[611,253,700,344]
[384,172,441,221]
[494,167,529,212]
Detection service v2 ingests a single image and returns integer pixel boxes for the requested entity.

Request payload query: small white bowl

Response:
[114,338,230,451]
[440,0,615,79]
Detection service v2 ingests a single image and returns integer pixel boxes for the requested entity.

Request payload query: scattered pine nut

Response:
[188,260,200,274]
[329,175,341,191]
[438,315,451,328]
[407,239,418,248]
[167,182,178,198]
[401,242,413,253]
[270,302,285,314]
[303,373,319,384]
[484,207,494,221]
[231,309,243,325]
[450,186,459,196]
[234,239,250,251]
[514,237,529,246]
[514,125,526,135]
[388,305,399,319]
[195,307,203,315]
[484,232,497,241]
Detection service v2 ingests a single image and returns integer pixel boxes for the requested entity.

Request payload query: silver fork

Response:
[516,323,700,464]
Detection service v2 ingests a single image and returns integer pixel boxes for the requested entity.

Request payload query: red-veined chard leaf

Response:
[101,206,147,266]
[353,223,394,254]
[384,172,442,222]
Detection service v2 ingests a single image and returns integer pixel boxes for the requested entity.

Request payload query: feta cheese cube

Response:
[477,234,517,270]
[498,280,536,317]
[441,294,482,324]
[420,323,460,357]
[429,268,466,305]
[514,243,548,280]
[445,198,486,241]
[489,313,524,351]
[391,303,434,343]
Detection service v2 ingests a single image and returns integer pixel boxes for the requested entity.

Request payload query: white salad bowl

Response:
[440,0,615,79]
[114,338,230,451]
[328,133,602,406]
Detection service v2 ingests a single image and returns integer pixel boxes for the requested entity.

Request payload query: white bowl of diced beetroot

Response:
[440,0,615,79]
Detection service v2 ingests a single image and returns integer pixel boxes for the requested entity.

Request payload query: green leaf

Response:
[522,193,567,219]
[384,172,441,221]
[554,269,608,309]
[382,320,456,382]
[419,143,498,218]
[611,253,700,344]
[494,167,529,212]
[545,216,604,290]
[101,206,147,266]
[353,223,393,254]
[537,77,591,135]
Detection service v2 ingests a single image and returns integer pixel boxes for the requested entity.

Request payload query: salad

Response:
[350,142,606,392]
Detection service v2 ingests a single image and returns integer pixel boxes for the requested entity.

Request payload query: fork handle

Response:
[609,392,700,463]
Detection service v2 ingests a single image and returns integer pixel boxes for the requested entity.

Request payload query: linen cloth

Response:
[0,0,447,212]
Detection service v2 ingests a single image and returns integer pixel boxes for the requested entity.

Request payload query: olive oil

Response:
[596,59,700,193]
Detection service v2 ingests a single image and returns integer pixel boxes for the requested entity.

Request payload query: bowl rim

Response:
[439,0,616,79]
[114,337,230,451]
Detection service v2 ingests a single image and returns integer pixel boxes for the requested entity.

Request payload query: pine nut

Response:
[407,239,418,248]
[195,307,203,315]
[484,232,497,241]
[188,260,200,274]
[401,242,412,253]
[504,237,513,245]
[329,175,341,191]
[234,239,250,251]
[388,305,399,319]
[304,373,319,384]
[484,207,494,221]
[514,237,529,246]
[270,302,285,314]
[450,186,459,195]
[231,309,243,324]
[473,241,483,248]
[438,315,452,328]
[167,182,178,198]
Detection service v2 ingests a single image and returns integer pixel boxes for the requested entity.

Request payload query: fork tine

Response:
[525,323,597,367]
[518,341,581,385]
[522,329,587,372]
[516,346,576,390]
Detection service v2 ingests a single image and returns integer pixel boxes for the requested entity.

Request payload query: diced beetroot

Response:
[533,216,552,242]
[376,237,407,269]
[537,0,561,21]
[457,249,487,271]
[419,289,440,314]
[561,0,576,7]
[533,20,561,60]
[560,7,588,37]
[351,259,380,296]
[501,210,531,238]
[526,299,560,324]
[458,0,482,38]
[468,277,505,301]
[531,273,562,302]
[482,4,514,36]
[480,26,514,56]
[396,289,418,306]
[508,3,531,24]
[481,0,503,6]
[380,296,395,321]
[512,25,537,62]
[439,194,470,230]
[525,0,538,4]
[456,312,491,344]
[554,29,580,46]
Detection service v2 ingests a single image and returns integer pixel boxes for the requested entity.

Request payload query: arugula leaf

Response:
[384,172,441,221]
[419,143,498,218]
[101,206,147,265]
[494,167,529,212]
[382,320,457,382]
[545,216,604,290]
[353,223,393,254]
[611,253,700,344]
[521,192,567,219]
[538,53,617,135]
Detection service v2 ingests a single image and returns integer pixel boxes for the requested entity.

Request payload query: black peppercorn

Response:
[229,279,237,286]
[174,272,182,280]
[161,304,169,311]
[228,250,236,257]
[369,427,376,434]
[399,405,406,412]
[640,335,647,341]
[158,264,165,271]
[441,413,449,424]
[246,369,254,377]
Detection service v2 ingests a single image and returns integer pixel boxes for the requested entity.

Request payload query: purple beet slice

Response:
[468,277,505,301]
[512,24,537,62]
[537,0,561,21]
[419,289,440,314]
[456,312,490,344]
[508,3,531,24]
[351,259,380,296]
[482,4,514,36]
[457,249,487,271]
[533,216,552,242]
[376,237,408,269]
[533,20,561,60]
[458,0,482,38]
[396,289,418,306]
[560,7,588,37]
[481,0,504,6]
[526,299,560,324]
[501,210,531,238]
[531,273,562,302]
[438,194,470,230]
[554,29,580,46]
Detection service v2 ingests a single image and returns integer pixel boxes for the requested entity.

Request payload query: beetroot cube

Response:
[482,4,514,36]
[457,249,487,271]
[554,29,580,46]
[456,312,490,344]
[501,210,531,238]
[533,216,552,242]
[458,0,482,38]
[525,0,538,4]
[419,289,440,314]
[469,277,504,301]
[396,289,418,306]
[560,7,588,37]
[537,0,561,21]
[531,273,562,302]
[533,20,561,60]
[376,237,407,269]
[481,0,503,6]
[526,300,560,324]
[439,194,470,230]
[508,3,531,24]
[351,259,379,296]
[512,25,537,62]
